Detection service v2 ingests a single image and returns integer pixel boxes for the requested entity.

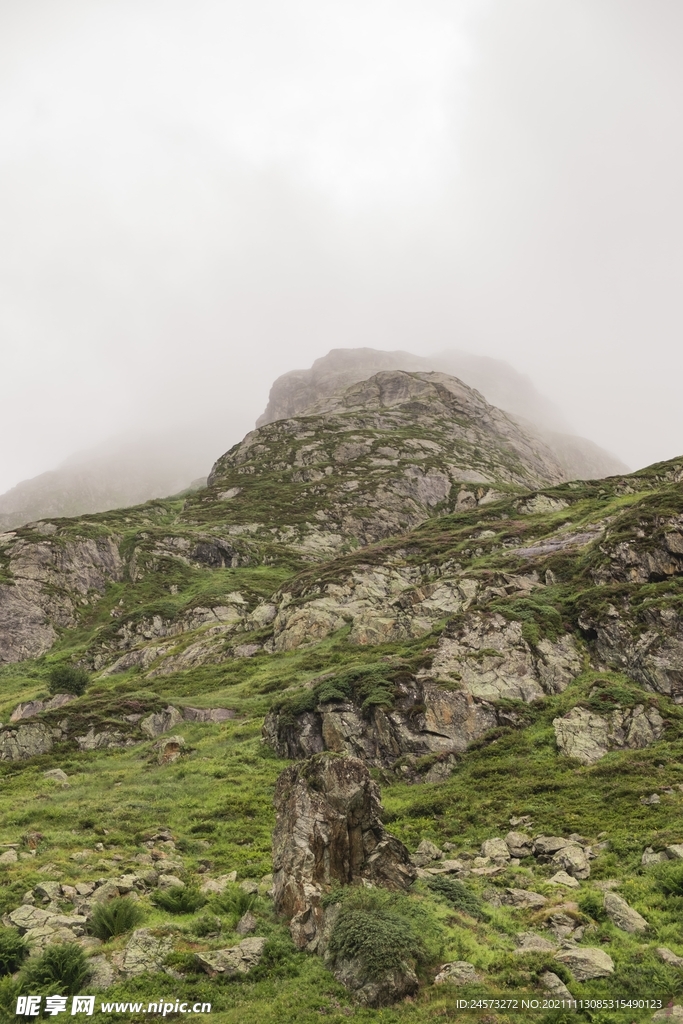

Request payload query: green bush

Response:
[210,885,256,922]
[577,889,606,921]
[152,886,205,915]
[189,914,222,938]
[426,877,487,920]
[654,863,683,898]
[48,665,89,697]
[328,888,439,981]
[21,943,90,996]
[0,928,28,976]
[89,897,145,940]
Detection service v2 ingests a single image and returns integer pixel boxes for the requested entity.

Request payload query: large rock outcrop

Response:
[553,704,665,764]
[272,754,416,952]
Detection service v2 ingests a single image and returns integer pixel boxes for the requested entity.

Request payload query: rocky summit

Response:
[0,359,682,1023]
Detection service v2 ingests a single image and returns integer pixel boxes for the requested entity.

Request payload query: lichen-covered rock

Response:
[10,693,75,723]
[603,892,648,932]
[332,957,418,1007]
[272,754,415,952]
[434,961,482,985]
[501,888,547,909]
[0,722,55,761]
[554,945,614,981]
[118,929,173,977]
[552,844,591,880]
[553,704,665,764]
[140,706,183,739]
[76,728,133,751]
[505,831,533,858]
[481,838,511,863]
[195,937,266,976]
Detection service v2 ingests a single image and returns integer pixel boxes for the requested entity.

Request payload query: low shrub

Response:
[577,889,606,921]
[21,943,90,995]
[48,665,89,697]
[189,914,222,938]
[653,863,683,898]
[426,877,488,920]
[327,888,440,981]
[0,929,29,976]
[210,885,256,922]
[89,897,145,940]
[152,886,206,915]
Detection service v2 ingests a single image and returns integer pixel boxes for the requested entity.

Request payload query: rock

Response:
[236,911,257,935]
[553,705,665,765]
[34,881,62,901]
[272,754,416,952]
[140,706,183,739]
[548,871,580,889]
[540,971,572,1000]
[533,836,573,857]
[180,707,235,723]
[157,875,184,890]
[195,937,266,977]
[603,892,648,932]
[88,955,117,991]
[657,947,683,968]
[91,880,121,903]
[200,872,237,894]
[642,793,661,805]
[434,961,482,985]
[481,838,511,863]
[155,736,185,764]
[555,945,614,981]
[502,888,547,909]
[0,722,54,761]
[120,929,173,977]
[666,845,683,860]
[514,932,558,954]
[8,905,53,931]
[411,840,443,866]
[552,844,591,880]
[642,847,668,865]
[505,831,533,858]
[10,693,75,723]
[43,768,69,784]
[652,1007,683,1021]
[0,849,18,864]
[239,880,259,895]
[76,728,133,751]
[333,957,418,1008]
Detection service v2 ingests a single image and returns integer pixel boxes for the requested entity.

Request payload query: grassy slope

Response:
[1,459,683,1022]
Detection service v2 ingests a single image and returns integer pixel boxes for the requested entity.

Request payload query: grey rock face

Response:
[140,706,183,739]
[552,844,591,880]
[75,728,133,751]
[553,704,665,764]
[333,956,419,1008]
[540,971,572,1000]
[195,937,266,976]
[272,754,415,952]
[554,945,614,981]
[0,722,55,761]
[434,961,482,985]
[501,888,547,909]
[118,929,173,977]
[603,892,648,932]
[10,692,75,722]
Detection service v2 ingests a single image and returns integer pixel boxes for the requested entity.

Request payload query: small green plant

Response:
[426,877,488,920]
[21,943,90,995]
[210,885,256,922]
[654,863,683,898]
[0,928,29,976]
[577,889,606,921]
[189,914,222,938]
[89,897,145,940]
[152,886,206,915]
[48,665,89,697]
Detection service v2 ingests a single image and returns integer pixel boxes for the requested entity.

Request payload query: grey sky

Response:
[1,0,682,494]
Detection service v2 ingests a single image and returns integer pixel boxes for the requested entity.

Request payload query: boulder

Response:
[666,845,683,860]
[157,875,184,890]
[657,947,683,968]
[195,937,266,977]
[411,840,443,867]
[540,971,572,1000]
[119,929,173,977]
[180,707,235,723]
[0,722,54,761]
[502,888,547,909]
[10,693,75,723]
[88,955,117,991]
[236,911,257,936]
[43,768,68,784]
[272,754,415,952]
[652,1008,683,1021]
[642,847,668,866]
[481,838,511,863]
[548,871,580,889]
[434,961,482,985]
[140,706,183,739]
[552,844,591,880]
[603,892,648,933]
[554,945,614,981]
[0,849,18,864]
[533,836,572,857]
[76,728,133,751]
[505,831,533,858]
[553,704,664,765]
[514,932,558,954]
[333,956,418,1008]
[200,872,237,894]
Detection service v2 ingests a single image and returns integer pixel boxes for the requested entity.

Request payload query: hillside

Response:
[0,369,681,1023]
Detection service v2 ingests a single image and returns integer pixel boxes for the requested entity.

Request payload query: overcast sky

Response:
[1,0,682,493]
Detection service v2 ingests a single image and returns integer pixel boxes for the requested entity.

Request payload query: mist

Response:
[1,0,682,495]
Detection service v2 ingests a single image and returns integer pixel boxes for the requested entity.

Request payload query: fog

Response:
[1,0,682,495]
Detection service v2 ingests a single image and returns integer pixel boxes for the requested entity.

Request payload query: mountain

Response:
[258,347,629,481]
[0,362,681,1015]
